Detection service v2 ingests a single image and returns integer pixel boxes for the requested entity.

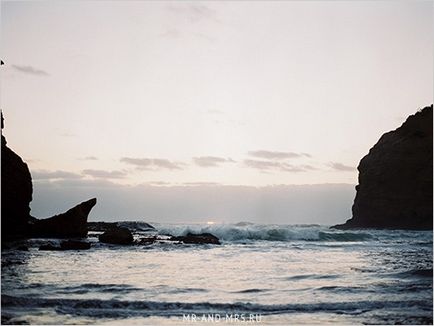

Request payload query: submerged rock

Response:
[30,198,97,238]
[334,105,433,230]
[170,232,221,245]
[39,240,91,251]
[99,226,134,245]
[39,243,61,251]
[136,236,157,245]
[60,240,91,250]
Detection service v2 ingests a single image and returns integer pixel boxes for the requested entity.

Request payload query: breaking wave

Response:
[154,224,372,243]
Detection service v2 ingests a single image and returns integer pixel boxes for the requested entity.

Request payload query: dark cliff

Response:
[334,105,433,230]
[1,133,34,238]
[1,112,97,240]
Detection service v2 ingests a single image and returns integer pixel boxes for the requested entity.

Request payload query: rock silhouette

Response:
[170,232,221,245]
[39,240,91,251]
[60,240,91,250]
[87,222,119,232]
[99,226,134,245]
[1,112,97,240]
[1,112,34,239]
[88,221,155,232]
[334,105,433,230]
[30,198,97,238]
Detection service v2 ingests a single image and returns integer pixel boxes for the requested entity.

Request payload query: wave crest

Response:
[156,224,372,243]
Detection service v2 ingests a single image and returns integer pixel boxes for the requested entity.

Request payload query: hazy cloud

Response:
[330,162,355,172]
[244,159,315,173]
[193,156,235,167]
[80,156,98,161]
[34,178,118,189]
[153,158,185,170]
[120,157,185,170]
[182,182,220,186]
[167,4,217,23]
[12,64,49,76]
[32,170,83,180]
[143,181,172,186]
[82,169,127,179]
[248,150,311,160]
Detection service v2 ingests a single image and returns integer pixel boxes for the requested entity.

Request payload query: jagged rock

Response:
[170,232,221,245]
[334,105,433,230]
[99,226,134,245]
[30,198,97,238]
[1,112,33,239]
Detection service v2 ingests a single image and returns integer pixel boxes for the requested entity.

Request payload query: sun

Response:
[206,221,215,225]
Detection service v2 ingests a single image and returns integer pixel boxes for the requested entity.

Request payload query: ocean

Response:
[1,223,432,325]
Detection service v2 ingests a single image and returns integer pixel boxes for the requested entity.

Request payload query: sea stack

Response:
[334,105,433,230]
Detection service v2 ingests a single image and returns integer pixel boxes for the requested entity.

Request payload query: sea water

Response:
[1,223,432,324]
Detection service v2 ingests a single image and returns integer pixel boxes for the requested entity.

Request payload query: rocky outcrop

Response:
[99,226,134,245]
[30,198,97,238]
[39,240,91,251]
[88,221,155,232]
[334,105,433,230]
[1,114,33,238]
[170,232,221,245]
[87,222,119,232]
[1,112,97,240]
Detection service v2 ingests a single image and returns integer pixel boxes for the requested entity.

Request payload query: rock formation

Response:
[170,232,221,245]
[60,240,91,250]
[29,198,97,238]
[334,105,433,230]
[1,113,33,239]
[39,240,91,251]
[88,221,155,232]
[99,226,134,245]
[1,112,97,240]
[87,222,120,232]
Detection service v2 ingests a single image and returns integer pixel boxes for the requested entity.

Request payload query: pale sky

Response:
[1,1,432,223]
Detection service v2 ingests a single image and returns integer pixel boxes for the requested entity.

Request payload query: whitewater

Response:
[2,223,432,324]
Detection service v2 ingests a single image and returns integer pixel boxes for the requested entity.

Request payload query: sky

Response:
[1,1,432,224]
